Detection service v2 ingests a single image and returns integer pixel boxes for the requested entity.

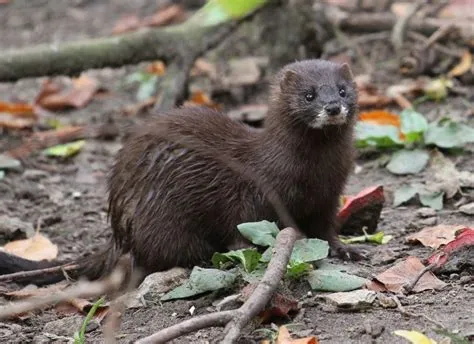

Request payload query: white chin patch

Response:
[310,105,348,128]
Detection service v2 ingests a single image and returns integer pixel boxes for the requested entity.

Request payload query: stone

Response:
[119,267,189,308]
[0,215,34,244]
[416,207,436,218]
[324,289,376,311]
[459,202,474,215]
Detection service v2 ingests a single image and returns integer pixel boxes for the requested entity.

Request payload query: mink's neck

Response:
[256,102,353,164]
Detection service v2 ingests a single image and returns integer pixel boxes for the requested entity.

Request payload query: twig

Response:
[392,295,444,329]
[0,265,125,320]
[0,264,78,283]
[403,261,438,294]
[221,227,298,343]
[391,0,426,52]
[136,227,299,344]
[4,123,118,159]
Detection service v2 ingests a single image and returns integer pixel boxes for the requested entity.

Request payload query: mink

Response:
[0,59,362,286]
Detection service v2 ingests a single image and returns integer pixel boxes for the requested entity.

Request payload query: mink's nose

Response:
[325,103,341,116]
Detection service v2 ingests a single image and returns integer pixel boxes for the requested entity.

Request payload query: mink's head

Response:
[272,59,358,129]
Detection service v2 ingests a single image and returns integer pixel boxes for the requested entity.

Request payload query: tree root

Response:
[136,227,298,344]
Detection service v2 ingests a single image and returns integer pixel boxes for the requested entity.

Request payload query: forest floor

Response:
[0,1,473,343]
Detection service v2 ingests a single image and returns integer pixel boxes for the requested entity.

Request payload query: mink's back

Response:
[107,107,272,273]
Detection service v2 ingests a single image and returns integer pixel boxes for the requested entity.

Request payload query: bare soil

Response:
[0,1,473,343]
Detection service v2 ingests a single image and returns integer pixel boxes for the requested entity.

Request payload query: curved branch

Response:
[136,227,299,344]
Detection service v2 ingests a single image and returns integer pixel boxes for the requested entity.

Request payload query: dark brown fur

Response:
[0,59,361,285]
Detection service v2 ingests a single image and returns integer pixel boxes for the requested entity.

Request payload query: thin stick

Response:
[136,227,299,344]
[0,264,78,283]
[391,1,426,52]
[221,228,297,343]
[0,266,125,320]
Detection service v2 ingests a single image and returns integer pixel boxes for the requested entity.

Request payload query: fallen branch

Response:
[0,264,78,283]
[0,263,126,320]
[136,226,299,344]
[5,123,118,159]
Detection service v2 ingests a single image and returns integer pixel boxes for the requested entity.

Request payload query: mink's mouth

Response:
[309,104,349,128]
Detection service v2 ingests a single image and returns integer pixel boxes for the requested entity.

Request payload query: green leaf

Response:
[419,191,444,210]
[74,297,105,344]
[307,269,368,292]
[355,122,403,148]
[393,185,418,207]
[241,265,266,283]
[211,248,261,273]
[185,0,268,27]
[400,109,428,143]
[136,75,158,101]
[43,140,85,158]
[0,154,21,171]
[286,261,312,279]
[386,149,430,175]
[0,170,4,180]
[340,231,393,245]
[290,238,329,263]
[393,330,437,344]
[423,77,453,101]
[161,267,237,301]
[424,120,474,148]
[237,220,279,247]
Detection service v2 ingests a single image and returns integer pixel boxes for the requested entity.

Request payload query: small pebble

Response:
[417,217,437,227]
[450,273,460,280]
[416,207,436,218]
[459,276,473,285]
[459,202,474,215]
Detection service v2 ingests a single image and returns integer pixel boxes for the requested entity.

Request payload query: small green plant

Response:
[73,297,105,344]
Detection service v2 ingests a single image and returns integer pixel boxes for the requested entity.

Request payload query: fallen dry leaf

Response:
[448,50,473,78]
[191,58,218,79]
[0,101,38,129]
[3,232,58,261]
[112,14,141,34]
[112,5,185,35]
[142,4,185,27]
[145,61,166,76]
[427,228,474,270]
[275,326,319,344]
[122,97,157,116]
[184,90,221,110]
[36,75,99,110]
[0,101,35,116]
[368,256,446,293]
[359,110,400,127]
[407,225,466,249]
[241,284,299,323]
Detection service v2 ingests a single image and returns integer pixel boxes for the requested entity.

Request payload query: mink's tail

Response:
[0,240,123,286]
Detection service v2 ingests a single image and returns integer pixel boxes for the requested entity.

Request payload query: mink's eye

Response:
[305,88,315,102]
[339,87,346,98]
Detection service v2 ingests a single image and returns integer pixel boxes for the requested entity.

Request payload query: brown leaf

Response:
[275,326,319,344]
[448,50,472,78]
[406,225,465,249]
[368,256,446,293]
[112,14,141,35]
[3,233,58,261]
[142,5,185,27]
[122,97,157,116]
[145,61,166,76]
[184,90,221,110]
[0,101,38,129]
[37,75,99,110]
[191,58,217,79]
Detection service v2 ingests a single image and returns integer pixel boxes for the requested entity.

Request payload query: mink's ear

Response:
[340,63,354,81]
[280,70,299,90]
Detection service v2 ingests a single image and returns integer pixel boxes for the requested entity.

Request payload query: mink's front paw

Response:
[331,242,366,261]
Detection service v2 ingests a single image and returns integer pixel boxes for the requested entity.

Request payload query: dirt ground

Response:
[0,1,473,343]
